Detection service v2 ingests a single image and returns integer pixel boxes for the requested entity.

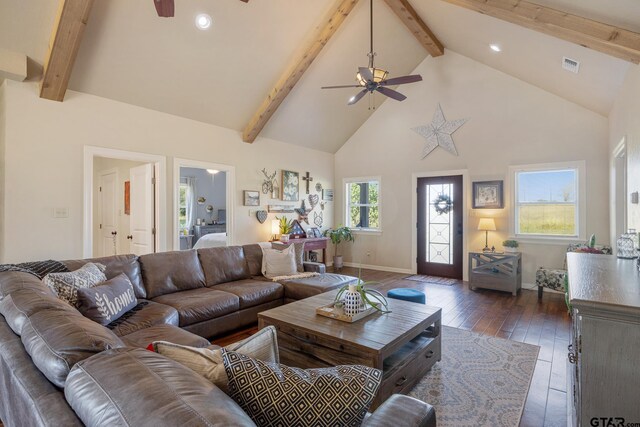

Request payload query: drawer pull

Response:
[425,350,434,359]
[395,376,408,387]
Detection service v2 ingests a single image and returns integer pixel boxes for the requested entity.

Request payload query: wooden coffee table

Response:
[258,290,442,409]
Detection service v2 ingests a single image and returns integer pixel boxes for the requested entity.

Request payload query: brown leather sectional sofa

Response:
[0,244,436,427]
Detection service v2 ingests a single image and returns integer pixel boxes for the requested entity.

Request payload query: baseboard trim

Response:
[342,262,413,275]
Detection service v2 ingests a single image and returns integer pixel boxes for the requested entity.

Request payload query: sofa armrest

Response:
[303,262,326,274]
[363,395,436,427]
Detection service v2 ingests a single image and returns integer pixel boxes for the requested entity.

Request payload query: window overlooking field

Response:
[345,178,380,231]
[514,167,579,237]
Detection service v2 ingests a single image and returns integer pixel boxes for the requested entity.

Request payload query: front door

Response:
[129,164,155,255]
[417,175,463,279]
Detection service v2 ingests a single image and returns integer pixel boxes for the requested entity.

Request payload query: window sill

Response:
[350,228,382,236]
[509,235,584,245]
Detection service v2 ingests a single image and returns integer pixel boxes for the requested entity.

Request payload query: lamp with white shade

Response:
[477,218,496,252]
[271,220,280,242]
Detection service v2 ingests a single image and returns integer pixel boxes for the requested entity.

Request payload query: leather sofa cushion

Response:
[197,246,251,286]
[21,309,125,388]
[0,271,53,298]
[139,250,206,299]
[63,254,146,299]
[280,273,358,301]
[213,279,283,309]
[64,348,256,427]
[0,288,77,336]
[242,244,264,277]
[109,300,179,336]
[120,324,210,349]
[152,288,239,327]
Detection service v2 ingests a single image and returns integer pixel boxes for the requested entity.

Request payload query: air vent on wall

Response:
[562,57,580,74]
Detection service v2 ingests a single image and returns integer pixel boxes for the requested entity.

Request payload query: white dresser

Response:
[566,253,640,426]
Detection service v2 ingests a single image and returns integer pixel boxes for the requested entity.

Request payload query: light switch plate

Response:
[53,207,69,218]
[631,192,639,204]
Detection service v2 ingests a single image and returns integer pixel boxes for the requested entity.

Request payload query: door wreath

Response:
[433,194,453,215]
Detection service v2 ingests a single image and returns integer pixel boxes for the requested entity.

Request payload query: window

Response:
[178,183,188,229]
[511,162,585,240]
[345,178,380,231]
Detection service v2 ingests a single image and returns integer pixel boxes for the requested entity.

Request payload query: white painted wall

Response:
[609,64,640,235]
[93,157,147,256]
[334,51,610,284]
[180,167,227,224]
[1,81,334,263]
[0,81,6,261]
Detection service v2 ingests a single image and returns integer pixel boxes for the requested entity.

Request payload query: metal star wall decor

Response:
[412,103,468,158]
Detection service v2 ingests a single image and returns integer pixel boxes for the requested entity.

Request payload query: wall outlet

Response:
[366,251,371,257]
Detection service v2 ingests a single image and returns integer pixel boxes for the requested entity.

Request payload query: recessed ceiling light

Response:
[195,13,212,30]
[489,44,502,52]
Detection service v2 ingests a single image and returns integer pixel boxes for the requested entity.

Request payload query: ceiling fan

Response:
[321,0,422,105]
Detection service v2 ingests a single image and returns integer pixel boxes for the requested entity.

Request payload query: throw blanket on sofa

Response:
[0,260,69,280]
[269,272,320,282]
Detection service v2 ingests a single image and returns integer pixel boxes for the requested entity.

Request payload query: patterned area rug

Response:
[409,326,539,427]
[404,275,457,286]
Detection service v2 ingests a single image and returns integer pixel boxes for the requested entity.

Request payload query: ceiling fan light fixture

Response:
[356,67,388,86]
[195,13,212,30]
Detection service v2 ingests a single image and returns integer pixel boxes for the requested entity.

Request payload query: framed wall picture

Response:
[472,180,504,209]
[124,181,130,215]
[243,190,260,206]
[322,189,334,201]
[281,170,300,201]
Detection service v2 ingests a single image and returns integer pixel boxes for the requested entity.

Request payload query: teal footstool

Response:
[387,288,426,304]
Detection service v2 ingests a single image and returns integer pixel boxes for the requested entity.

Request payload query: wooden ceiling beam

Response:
[383,0,444,57]
[441,0,640,64]
[242,0,359,143]
[40,0,94,101]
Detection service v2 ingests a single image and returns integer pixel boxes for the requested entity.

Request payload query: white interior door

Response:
[98,170,118,257]
[130,164,155,255]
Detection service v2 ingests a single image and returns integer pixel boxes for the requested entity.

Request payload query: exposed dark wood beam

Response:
[242,0,360,143]
[441,0,640,64]
[383,0,444,57]
[154,0,174,17]
[40,0,94,101]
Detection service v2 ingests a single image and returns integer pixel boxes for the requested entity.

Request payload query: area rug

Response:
[404,274,457,286]
[409,326,539,427]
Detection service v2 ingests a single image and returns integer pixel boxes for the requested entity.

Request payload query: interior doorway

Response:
[416,175,464,279]
[84,146,167,258]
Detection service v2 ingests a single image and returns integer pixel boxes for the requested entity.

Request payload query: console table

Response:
[468,251,522,295]
[566,253,640,426]
[287,237,328,263]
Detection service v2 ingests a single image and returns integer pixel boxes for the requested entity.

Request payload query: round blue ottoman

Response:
[387,288,426,304]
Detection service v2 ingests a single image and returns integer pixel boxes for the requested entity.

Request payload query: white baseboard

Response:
[342,262,413,275]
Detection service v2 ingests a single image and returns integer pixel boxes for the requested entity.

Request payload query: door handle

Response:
[111,231,117,236]
[127,235,133,240]
[457,223,463,235]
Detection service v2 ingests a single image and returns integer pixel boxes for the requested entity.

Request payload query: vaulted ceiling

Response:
[0,0,638,153]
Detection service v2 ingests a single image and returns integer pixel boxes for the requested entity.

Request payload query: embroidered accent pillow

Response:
[222,349,382,427]
[271,241,306,272]
[261,245,297,279]
[148,326,279,393]
[76,273,137,325]
[44,262,107,307]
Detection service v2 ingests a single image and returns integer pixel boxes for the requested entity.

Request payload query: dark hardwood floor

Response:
[213,266,571,427]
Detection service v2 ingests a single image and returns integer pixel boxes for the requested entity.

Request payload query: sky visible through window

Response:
[518,170,575,203]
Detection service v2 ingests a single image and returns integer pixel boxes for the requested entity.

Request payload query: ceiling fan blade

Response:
[358,67,374,83]
[348,89,368,105]
[154,0,174,17]
[381,74,423,86]
[321,85,362,89]
[376,87,407,101]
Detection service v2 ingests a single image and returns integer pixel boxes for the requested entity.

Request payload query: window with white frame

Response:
[511,162,585,239]
[345,178,380,231]
[178,183,188,229]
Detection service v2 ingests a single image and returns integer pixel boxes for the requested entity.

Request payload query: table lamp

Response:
[478,218,496,252]
[271,220,280,241]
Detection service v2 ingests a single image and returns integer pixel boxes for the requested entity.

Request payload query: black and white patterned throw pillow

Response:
[222,349,382,427]
[44,262,107,307]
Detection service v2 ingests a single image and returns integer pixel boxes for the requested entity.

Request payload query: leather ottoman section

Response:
[212,279,283,309]
[110,300,179,337]
[63,254,146,299]
[280,273,358,301]
[64,348,256,427]
[152,288,239,327]
[139,250,206,299]
[184,299,283,339]
[198,246,251,286]
[120,324,210,349]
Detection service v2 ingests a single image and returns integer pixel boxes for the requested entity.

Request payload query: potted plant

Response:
[334,272,390,316]
[276,216,293,242]
[502,239,519,253]
[324,226,354,270]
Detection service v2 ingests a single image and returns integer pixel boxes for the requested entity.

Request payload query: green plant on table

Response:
[502,239,519,248]
[334,270,390,314]
[276,216,293,234]
[323,226,355,257]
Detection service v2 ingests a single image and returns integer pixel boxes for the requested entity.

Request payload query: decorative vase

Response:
[333,255,344,270]
[280,234,290,243]
[616,235,637,259]
[343,284,363,317]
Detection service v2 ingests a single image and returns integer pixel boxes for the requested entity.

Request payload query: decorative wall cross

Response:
[302,171,313,194]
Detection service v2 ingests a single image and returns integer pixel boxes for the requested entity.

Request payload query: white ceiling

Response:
[0,0,636,153]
